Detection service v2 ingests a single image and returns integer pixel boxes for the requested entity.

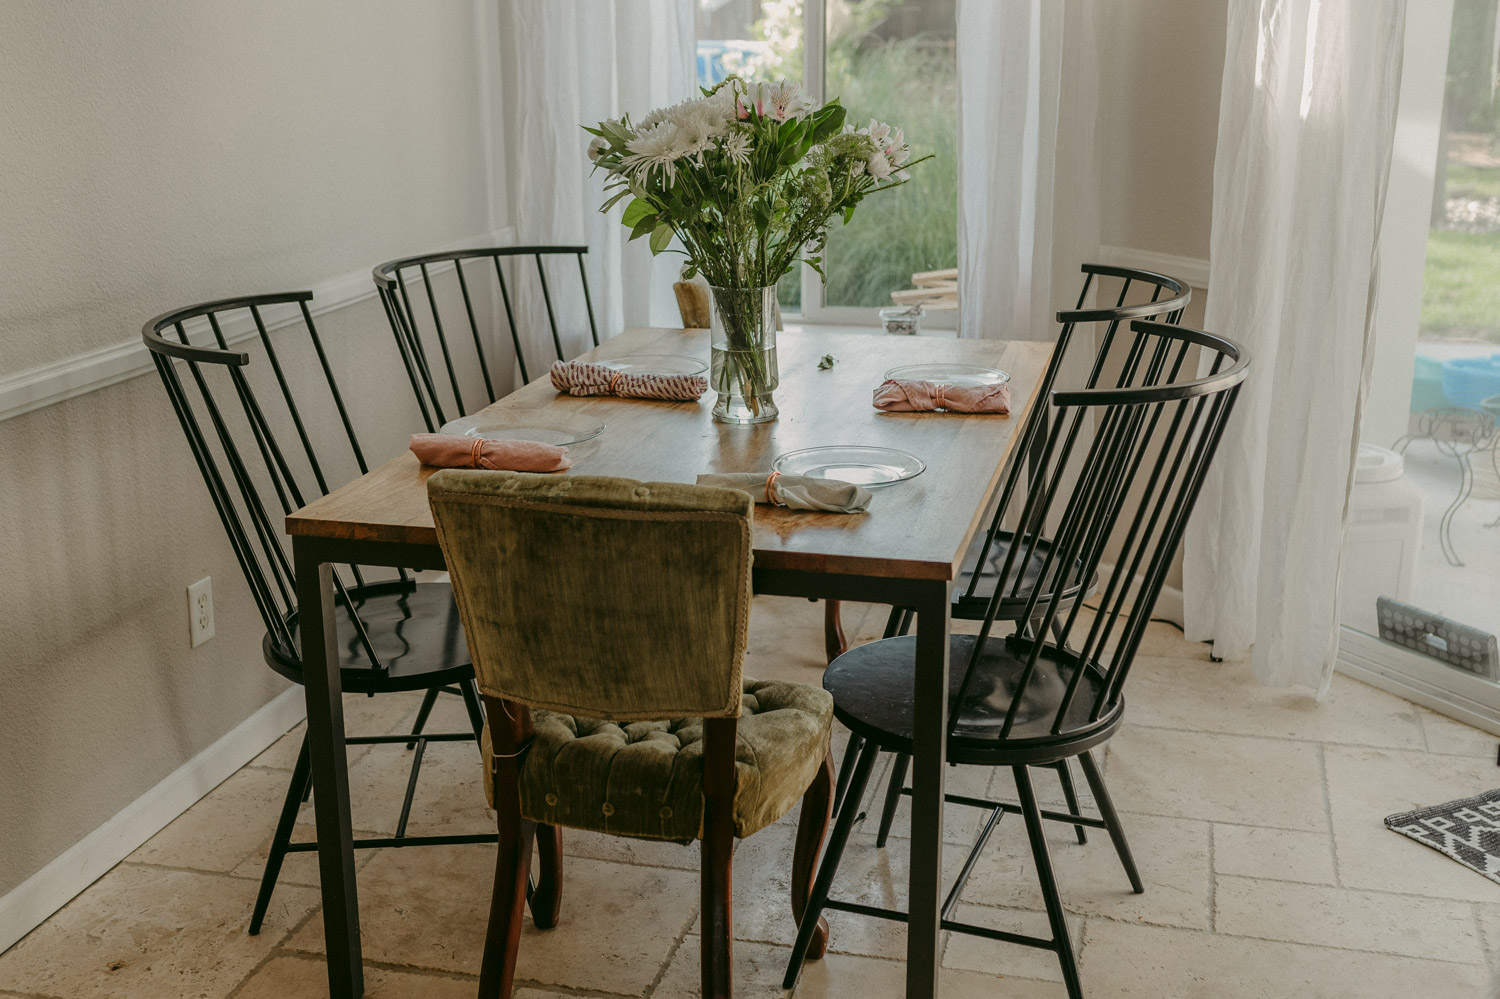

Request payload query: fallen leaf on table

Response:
[818,354,836,370]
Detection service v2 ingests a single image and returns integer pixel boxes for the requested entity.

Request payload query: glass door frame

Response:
[786,0,959,331]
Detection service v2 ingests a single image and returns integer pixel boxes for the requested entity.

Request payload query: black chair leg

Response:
[458,678,486,739]
[784,740,882,991]
[406,686,441,750]
[249,733,311,935]
[875,752,909,848]
[832,733,865,817]
[1014,766,1084,999]
[1053,760,1088,845]
[1079,750,1143,894]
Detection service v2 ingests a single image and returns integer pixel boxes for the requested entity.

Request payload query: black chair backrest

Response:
[142,293,384,665]
[957,320,1249,741]
[372,246,600,430]
[960,265,1192,609]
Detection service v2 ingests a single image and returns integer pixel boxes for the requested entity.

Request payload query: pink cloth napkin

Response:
[409,434,572,472]
[872,379,1010,414]
[550,360,707,401]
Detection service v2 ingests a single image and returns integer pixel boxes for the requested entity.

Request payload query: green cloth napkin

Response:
[696,472,872,513]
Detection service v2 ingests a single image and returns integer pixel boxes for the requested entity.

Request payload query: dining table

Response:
[285,324,1053,998]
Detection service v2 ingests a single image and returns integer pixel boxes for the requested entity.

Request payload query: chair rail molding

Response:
[1097,245,1210,290]
[0,686,307,955]
[0,227,515,424]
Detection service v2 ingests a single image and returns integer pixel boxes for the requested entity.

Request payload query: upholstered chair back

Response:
[428,471,753,721]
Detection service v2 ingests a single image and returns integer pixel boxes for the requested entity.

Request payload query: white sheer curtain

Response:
[956,0,1099,342]
[1183,0,1408,693]
[500,1,695,362]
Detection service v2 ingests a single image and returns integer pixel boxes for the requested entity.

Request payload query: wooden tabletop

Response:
[287,327,1051,581]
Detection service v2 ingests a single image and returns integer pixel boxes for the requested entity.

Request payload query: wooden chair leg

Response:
[701,718,739,999]
[530,824,563,929]
[823,600,847,664]
[479,811,534,998]
[479,696,534,999]
[792,747,834,961]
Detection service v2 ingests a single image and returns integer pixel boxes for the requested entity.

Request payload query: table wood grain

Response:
[287,327,1052,581]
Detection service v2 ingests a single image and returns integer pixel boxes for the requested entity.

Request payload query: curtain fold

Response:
[1183,0,1408,693]
[956,0,1099,342]
[501,1,695,364]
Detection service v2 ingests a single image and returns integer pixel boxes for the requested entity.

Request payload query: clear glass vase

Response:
[709,285,779,425]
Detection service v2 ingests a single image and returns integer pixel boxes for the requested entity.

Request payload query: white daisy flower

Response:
[622,122,688,184]
[722,130,752,165]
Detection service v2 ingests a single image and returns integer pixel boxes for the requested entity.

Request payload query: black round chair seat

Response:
[953,531,1096,621]
[824,634,1123,767]
[266,579,474,694]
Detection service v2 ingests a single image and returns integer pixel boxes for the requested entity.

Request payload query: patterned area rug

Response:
[1386,789,1500,884]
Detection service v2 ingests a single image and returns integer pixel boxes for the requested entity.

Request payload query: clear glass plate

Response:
[600,354,709,376]
[884,363,1010,388]
[771,445,926,488]
[437,416,604,446]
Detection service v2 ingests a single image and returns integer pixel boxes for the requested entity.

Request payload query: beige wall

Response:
[0,0,499,898]
[1096,0,1227,264]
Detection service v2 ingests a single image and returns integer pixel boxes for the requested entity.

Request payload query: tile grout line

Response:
[1472,902,1492,973]
[1206,821,1218,934]
[641,898,701,997]
[1126,719,1423,753]
[1315,743,1343,890]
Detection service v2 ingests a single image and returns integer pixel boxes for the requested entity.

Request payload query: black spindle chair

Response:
[785,321,1249,998]
[372,246,600,430]
[831,265,1194,847]
[142,292,520,935]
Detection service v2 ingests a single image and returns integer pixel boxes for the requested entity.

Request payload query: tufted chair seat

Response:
[483,678,833,841]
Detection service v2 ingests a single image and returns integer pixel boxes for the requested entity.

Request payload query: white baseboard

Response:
[1152,581,1185,627]
[1097,245,1211,290]
[0,686,306,955]
[0,227,514,424]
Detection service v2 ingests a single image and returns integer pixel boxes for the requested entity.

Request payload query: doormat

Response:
[1385,789,1500,884]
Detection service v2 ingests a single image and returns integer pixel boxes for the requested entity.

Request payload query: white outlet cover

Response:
[187,576,215,648]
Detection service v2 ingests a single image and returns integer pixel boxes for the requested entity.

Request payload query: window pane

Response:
[696,1,806,308]
[822,0,957,308]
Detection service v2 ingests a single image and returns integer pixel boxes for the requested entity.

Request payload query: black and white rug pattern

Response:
[1385,789,1500,885]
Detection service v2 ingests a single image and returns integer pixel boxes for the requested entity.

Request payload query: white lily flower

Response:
[865,151,893,180]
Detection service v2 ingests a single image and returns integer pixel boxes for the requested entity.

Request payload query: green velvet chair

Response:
[428,470,837,999]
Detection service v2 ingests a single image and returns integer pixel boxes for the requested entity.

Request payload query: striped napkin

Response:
[550,360,707,401]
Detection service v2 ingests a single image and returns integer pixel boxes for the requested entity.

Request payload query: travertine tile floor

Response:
[3,596,1499,997]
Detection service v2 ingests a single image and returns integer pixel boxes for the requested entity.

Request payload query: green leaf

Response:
[621,198,654,227]
[810,104,846,143]
[629,213,657,240]
[751,200,772,234]
[649,222,673,255]
[599,189,631,213]
[581,125,605,137]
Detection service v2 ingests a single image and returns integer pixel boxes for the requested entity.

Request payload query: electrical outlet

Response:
[187,577,215,648]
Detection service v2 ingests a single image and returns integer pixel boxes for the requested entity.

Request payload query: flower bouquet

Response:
[585,77,925,423]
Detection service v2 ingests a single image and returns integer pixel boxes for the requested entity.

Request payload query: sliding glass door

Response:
[1341,0,1500,729]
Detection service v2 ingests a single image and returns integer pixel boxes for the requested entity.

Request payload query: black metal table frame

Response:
[294,537,957,999]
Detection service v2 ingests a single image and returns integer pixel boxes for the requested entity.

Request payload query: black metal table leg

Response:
[294,539,364,999]
[906,580,951,999]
